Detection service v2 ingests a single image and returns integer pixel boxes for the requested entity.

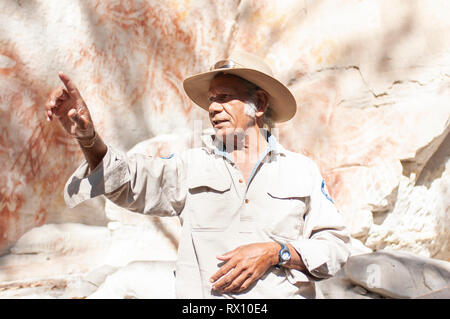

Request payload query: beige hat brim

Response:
[183,68,297,123]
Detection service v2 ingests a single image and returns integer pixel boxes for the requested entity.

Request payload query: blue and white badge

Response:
[321,180,334,203]
[160,153,174,159]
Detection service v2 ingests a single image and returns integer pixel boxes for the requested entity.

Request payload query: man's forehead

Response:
[208,74,248,96]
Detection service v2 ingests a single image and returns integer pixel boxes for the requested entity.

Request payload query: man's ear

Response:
[255,90,269,118]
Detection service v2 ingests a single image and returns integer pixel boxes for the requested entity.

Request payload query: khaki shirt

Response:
[64,132,351,299]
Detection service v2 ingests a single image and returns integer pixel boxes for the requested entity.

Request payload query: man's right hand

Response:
[45,72,95,141]
[46,72,108,170]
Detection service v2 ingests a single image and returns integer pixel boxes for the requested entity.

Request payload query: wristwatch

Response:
[277,243,291,266]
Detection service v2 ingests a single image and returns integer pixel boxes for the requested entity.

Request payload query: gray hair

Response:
[239,77,275,131]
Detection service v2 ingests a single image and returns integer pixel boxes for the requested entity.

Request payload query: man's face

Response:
[207,74,255,142]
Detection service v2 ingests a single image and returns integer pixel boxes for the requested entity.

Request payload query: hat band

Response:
[209,59,245,71]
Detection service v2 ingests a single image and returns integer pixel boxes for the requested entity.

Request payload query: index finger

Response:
[216,247,237,260]
[58,71,81,99]
[210,259,235,283]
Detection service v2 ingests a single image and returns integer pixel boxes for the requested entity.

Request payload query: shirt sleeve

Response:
[63,144,188,217]
[287,161,351,283]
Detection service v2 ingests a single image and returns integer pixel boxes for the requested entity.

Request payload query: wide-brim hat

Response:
[183,51,297,123]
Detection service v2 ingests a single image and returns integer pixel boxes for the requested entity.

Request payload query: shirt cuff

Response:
[288,238,333,280]
[63,145,131,208]
[283,268,314,285]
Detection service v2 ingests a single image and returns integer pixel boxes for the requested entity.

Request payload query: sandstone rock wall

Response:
[0,0,449,281]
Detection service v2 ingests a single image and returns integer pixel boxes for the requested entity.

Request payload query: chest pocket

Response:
[187,173,233,230]
[264,180,311,242]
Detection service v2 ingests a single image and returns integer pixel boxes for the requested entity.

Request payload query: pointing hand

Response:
[45,72,95,141]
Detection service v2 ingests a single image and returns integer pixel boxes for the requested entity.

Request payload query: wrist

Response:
[77,130,97,148]
[269,242,281,266]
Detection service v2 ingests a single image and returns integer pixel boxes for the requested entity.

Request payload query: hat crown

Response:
[226,51,274,76]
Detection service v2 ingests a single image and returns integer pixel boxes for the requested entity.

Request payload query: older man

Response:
[45,51,351,298]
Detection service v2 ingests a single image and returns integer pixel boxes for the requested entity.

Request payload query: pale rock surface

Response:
[414,287,450,299]
[317,250,450,299]
[0,278,67,299]
[0,223,111,298]
[344,250,450,299]
[0,224,111,284]
[348,237,373,256]
[365,133,450,260]
[315,269,384,299]
[0,220,178,298]
[87,261,176,299]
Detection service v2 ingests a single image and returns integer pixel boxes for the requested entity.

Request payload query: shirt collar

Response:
[201,129,286,160]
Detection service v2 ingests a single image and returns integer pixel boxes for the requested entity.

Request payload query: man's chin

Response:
[213,127,245,143]
[213,129,228,143]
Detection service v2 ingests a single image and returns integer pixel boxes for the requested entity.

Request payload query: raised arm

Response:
[45,72,107,170]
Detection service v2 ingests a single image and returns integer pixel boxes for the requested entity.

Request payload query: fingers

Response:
[45,86,69,121]
[235,274,256,293]
[225,271,253,293]
[210,258,235,284]
[212,266,240,291]
[58,71,82,100]
[214,265,253,293]
[210,243,278,294]
[210,248,238,284]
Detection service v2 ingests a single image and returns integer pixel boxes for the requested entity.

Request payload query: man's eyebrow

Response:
[208,88,235,96]
[208,93,235,101]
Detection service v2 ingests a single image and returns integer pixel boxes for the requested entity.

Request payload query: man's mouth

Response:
[212,119,228,126]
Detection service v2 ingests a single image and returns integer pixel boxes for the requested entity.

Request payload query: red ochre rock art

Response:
[0,46,83,254]
[67,0,215,117]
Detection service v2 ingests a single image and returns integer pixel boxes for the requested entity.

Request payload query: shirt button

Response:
[245,199,249,204]
[239,179,243,183]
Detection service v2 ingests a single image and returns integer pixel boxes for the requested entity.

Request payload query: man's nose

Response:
[209,101,223,115]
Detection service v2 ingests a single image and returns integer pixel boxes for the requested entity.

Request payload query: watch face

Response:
[281,251,290,261]
[278,244,291,266]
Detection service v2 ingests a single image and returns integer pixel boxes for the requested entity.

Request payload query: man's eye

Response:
[209,94,233,103]
[218,95,232,101]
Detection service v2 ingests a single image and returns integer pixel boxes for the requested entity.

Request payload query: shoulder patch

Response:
[160,153,174,159]
[321,180,334,203]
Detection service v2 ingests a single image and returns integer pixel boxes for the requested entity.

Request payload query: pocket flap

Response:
[188,173,231,192]
[267,178,311,199]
